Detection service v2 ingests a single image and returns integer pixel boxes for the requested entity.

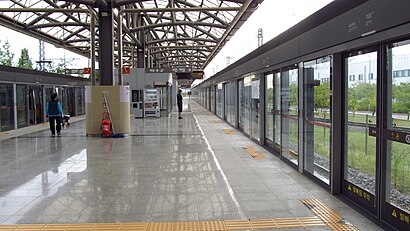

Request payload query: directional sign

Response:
[385,129,410,145]
[122,66,131,74]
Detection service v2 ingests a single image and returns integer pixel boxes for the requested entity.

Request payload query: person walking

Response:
[177,89,183,119]
[46,93,63,137]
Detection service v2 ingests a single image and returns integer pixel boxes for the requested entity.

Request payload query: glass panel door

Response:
[16,84,29,128]
[0,83,15,131]
[281,65,299,165]
[266,74,274,142]
[216,84,223,118]
[251,77,260,141]
[273,71,281,152]
[303,56,332,184]
[243,77,252,136]
[29,85,43,124]
[343,48,378,213]
[239,79,244,131]
[382,40,410,230]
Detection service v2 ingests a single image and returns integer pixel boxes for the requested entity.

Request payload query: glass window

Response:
[345,51,378,194]
[386,40,410,214]
[0,83,15,131]
[266,74,274,141]
[303,56,332,184]
[281,65,299,165]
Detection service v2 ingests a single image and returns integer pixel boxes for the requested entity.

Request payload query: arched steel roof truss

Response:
[0,0,263,70]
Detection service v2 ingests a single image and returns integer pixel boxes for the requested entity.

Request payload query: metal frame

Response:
[0,0,262,87]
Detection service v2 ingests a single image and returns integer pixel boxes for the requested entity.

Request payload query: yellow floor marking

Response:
[302,198,360,231]
[0,132,8,136]
[223,129,235,135]
[243,147,265,160]
[212,120,223,123]
[0,199,359,231]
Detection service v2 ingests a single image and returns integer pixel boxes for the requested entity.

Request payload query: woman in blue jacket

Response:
[46,93,63,136]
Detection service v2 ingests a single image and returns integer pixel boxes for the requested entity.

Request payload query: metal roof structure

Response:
[0,0,263,71]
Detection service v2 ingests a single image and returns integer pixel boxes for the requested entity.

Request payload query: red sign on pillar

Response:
[83,68,91,74]
[122,66,131,74]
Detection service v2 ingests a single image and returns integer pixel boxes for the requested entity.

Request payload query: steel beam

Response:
[27,22,89,29]
[61,0,96,6]
[202,0,258,68]
[0,8,90,13]
[146,37,217,45]
[121,7,241,13]
[148,45,215,49]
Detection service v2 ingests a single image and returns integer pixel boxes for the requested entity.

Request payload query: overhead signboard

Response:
[191,70,204,79]
[172,67,192,73]
[145,68,172,73]
[65,69,84,75]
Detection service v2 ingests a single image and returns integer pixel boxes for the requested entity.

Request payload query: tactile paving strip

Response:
[243,147,265,160]
[302,198,360,231]
[0,218,325,231]
[0,199,359,231]
[223,129,235,135]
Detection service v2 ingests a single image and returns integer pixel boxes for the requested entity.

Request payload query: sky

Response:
[203,0,334,79]
[0,0,333,75]
[0,26,89,70]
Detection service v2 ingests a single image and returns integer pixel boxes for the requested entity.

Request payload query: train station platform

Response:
[0,99,382,231]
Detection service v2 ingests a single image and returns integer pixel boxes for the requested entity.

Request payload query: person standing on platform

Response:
[46,93,63,137]
[177,89,183,119]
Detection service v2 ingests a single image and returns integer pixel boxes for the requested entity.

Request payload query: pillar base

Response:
[85,86,130,135]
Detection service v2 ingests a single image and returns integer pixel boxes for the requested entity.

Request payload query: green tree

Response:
[392,83,410,117]
[289,82,298,107]
[348,86,359,116]
[355,83,377,115]
[314,81,330,111]
[17,48,34,69]
[0,40,14,66]
[49,59,66,74]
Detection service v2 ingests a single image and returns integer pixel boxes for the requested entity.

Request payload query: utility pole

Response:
[258,28,263,47]
[39,40,45,71]
[226,56,233,66]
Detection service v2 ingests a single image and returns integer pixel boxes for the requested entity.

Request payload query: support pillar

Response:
[136,14,145,68]
[117,6,123,85]
[98,2,114,85]
[90,13,96,86]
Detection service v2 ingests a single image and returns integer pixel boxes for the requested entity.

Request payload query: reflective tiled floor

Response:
[0,99,382,230]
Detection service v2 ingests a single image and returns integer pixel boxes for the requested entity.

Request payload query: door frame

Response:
[341,45,381,215]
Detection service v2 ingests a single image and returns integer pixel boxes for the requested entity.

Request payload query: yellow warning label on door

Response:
[348,185,352,191]
[392,210,397,218]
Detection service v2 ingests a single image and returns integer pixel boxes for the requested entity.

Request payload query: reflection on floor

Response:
[0,99,381,231]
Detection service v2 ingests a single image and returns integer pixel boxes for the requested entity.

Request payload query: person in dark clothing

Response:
[46,93,63,137]
[177,89,183,119]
